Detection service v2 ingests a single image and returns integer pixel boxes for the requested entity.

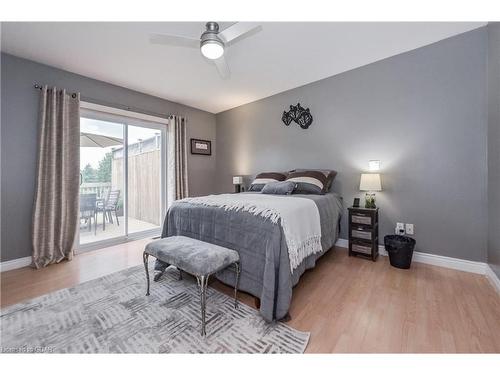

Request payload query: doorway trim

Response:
[80,101,170,125]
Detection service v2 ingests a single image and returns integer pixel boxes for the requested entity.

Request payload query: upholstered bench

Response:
[143,236,240,336]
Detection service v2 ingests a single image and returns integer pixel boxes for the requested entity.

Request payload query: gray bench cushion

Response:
[144,236,239,276]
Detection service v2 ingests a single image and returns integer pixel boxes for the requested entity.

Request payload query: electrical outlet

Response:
[396,222,405,235]
[405,223,414,235]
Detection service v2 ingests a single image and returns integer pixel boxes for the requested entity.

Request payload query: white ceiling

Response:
[1,22,485,113]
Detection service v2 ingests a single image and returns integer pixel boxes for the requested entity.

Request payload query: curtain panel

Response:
[167,115,189,206]
[32,86,80,268]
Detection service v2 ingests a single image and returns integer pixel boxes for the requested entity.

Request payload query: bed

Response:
[156,191,343,322]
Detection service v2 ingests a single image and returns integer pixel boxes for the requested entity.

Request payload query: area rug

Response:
[0,265,309,353]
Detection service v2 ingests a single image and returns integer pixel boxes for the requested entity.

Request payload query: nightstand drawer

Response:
[351,214,372,225]
[351,242,372,255]
[351,228,372,240]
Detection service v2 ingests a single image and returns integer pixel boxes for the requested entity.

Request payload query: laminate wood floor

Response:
[1,239,499,353]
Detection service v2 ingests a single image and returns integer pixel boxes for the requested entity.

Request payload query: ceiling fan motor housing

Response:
[200,22,225,60]
[201,22,223,46]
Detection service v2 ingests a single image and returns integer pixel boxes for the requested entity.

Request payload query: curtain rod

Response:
[33,83,175,119]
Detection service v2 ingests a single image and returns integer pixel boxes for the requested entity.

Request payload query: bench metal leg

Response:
[196,274,209,337]
[143,252,150,296]
[234,262,240,309]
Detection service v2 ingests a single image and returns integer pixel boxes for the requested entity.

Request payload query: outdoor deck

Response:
[79,216,159,244]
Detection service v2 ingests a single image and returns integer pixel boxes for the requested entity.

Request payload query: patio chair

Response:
[98,189,121,226]
[80,193,97,234]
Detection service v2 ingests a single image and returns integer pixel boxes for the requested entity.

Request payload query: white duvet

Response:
[179,193,322,271]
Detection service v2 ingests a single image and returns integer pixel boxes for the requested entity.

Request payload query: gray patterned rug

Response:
[0,265,309,353]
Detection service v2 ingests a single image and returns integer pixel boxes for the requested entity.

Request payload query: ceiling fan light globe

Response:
[201,40,224,60]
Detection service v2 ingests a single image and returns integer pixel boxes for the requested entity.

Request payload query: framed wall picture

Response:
[190,138,212,155]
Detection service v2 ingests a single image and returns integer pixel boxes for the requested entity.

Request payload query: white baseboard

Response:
[0,256,31,272]
[409,251,487,274]
[335,238,487,275]
[485,265,500,294]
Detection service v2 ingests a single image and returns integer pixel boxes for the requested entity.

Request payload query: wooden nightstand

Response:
[348,207,379,261]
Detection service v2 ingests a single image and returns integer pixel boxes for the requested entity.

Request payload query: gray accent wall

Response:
[0,53,216,262]
[216,28,488,262]
[488,23,500,278]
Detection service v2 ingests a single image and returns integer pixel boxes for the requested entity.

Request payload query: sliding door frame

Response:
[77,101,168,254]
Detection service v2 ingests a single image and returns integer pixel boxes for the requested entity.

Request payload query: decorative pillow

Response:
[261,181,297,195]
[248,172,288,192]
[288,169,337,193]
[286,170,334,194]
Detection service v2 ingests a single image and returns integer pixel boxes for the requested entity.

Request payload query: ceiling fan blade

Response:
[214,56,230,79]
[218,22,261,44]
[149,33,199,48]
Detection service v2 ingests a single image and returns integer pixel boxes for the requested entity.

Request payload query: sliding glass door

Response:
[78,105,166,249]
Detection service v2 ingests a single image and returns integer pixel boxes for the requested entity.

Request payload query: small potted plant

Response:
[365,193,376,208]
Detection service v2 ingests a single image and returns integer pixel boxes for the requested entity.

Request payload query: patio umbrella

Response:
[80,132,122,148]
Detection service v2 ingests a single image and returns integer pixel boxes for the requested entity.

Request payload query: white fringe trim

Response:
[284,235,322,271]
[179,195,322,271]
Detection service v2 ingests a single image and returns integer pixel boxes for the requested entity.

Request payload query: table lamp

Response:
[359,173,382,208]
[233,176,243,193]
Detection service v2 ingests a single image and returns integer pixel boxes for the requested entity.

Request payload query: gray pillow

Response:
[248,172,288,192]
[288,169,337,192]
[293,182,324,195]
[261,181,297,195]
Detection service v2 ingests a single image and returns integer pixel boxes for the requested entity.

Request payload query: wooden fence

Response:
[112,149,161,226]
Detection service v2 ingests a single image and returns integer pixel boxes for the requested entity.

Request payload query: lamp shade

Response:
[359,173,382,191]
[233,176,243,185]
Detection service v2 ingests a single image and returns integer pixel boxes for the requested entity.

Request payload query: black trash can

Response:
[384,235,416,269]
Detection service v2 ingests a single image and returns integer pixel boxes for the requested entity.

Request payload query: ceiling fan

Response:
[149,22,262,79]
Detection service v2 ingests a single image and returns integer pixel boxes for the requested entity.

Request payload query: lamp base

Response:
[365,193,377,209]
[234,185,241,193]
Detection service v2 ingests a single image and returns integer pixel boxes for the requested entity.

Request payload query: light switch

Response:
[405,223,414,235]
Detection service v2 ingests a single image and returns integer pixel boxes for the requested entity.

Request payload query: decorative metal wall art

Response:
[281,103,313,129]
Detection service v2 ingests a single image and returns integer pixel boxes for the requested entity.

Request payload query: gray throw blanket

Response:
[155,192,343,322]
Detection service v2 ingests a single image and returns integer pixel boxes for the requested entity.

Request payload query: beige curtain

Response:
[167,115,189,207]
[32,86,80,268]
